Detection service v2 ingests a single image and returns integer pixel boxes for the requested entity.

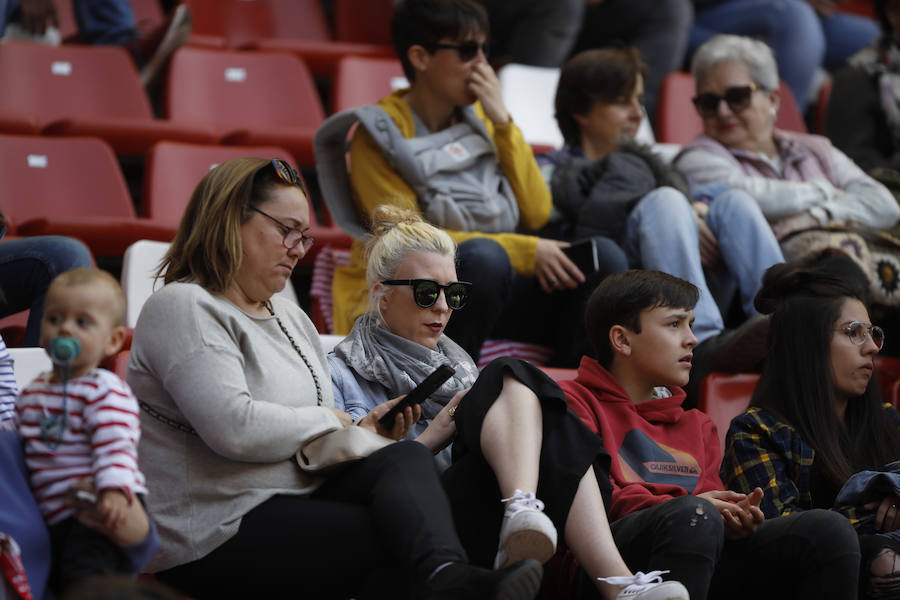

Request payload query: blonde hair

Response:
[364,206,456,314]
[159,157,307,293]
[49,268,126,327]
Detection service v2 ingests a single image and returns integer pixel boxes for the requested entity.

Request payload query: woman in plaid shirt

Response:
[721,254,900,599]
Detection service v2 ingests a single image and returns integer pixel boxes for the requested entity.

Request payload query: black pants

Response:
[576,496,861,600]
[443,358,612,567]
[48,515,131,595]
[157,442,466,600]
[450,237,628,368]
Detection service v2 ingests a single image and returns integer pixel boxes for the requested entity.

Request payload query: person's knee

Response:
[707,188,765,228]
[632,187,693,224]
[792,509,860,562]
[457,238,511,282]
[42,236,94,274]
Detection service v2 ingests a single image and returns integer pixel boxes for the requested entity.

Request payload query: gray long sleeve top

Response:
[127,282,339,572]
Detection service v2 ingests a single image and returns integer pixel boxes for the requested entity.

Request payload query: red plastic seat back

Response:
[656,71,806,145]
[164,47,325,129]
[0,41,153,125]
[184,0,331,48]
[143,141,298,227]
[697,372,760,454]
[0,134,135,224]
[334,0,394,45]
[331,56,406,113]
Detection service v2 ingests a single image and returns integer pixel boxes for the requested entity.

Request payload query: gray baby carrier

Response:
[313,104,520,239]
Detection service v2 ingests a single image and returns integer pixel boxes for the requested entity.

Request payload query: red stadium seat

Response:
[183,0,394,78]
[538,367,578,383]
[331,56,406,113]
[0,134,175,257]
[697,372,760,454]
[164,47,325,165]
[101,348,131,379]
[656,71,806,145]
[0,41,215,155]
[333,0,394,45]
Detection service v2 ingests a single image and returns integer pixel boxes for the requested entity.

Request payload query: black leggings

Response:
[157,441,465,600]
[443,357,612,567]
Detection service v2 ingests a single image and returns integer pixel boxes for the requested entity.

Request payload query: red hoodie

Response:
[562,357,725,521]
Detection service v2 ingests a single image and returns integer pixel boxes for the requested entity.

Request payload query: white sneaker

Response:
[598,571,690,600]
[493,489,557,569]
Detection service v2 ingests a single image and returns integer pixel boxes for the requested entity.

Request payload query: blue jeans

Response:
[704,188,784,318]
[1,0,135,45]
[621,187,782,342]
[0,236,93,346]
[691,0,879,108]
[622,187,725,343]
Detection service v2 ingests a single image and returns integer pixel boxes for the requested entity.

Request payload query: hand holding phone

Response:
[378,365,455,429]
[561,239,600,275]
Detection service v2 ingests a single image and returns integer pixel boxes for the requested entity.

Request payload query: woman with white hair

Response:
[675,34,900,304]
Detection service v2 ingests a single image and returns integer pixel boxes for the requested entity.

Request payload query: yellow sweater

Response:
[330,90,552,334]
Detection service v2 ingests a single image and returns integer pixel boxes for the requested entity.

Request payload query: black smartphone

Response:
[562,239,599,275]
[378,364,456,428]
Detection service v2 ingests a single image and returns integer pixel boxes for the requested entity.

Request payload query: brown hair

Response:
[555,48,648,147]
[159,157,307,293]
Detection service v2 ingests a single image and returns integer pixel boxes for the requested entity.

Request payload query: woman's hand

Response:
[468,62,510,125]
[415,388,468,453]
[535,239,585,293]
[358,398,421,441]
[698,488,764,540]
[864,496,900,532]
[67,478,150,547]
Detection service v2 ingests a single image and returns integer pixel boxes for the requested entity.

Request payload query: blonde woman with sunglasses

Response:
[720,254,900,599]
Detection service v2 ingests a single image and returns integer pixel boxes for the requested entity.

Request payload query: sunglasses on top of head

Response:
[428,40,489,62]
[269,158,301,186]
[692,83,760,118]
[381,279,472,310]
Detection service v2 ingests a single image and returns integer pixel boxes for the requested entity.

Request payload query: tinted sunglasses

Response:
[270,158,301,185]
[837,321,885,350]
[692,83,759,118]
[430,40,488,62]
[381,279,472,310]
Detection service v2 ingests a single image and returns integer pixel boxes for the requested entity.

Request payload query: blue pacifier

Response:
[48,336,81,365]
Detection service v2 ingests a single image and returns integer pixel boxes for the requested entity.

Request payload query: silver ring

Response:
[892,504,897,510]
[548,277,557,285]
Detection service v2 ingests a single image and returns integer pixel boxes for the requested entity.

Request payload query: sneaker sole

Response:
[495,558,543,600]
[497,528,556,568]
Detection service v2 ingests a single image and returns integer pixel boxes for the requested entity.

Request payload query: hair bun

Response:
[754,250,868,314]
[369,205,423,237]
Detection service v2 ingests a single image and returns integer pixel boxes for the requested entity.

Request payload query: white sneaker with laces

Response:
[597,570,690,600]
[492,489,557,569]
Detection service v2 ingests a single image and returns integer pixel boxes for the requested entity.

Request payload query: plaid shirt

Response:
[721,406,900,533]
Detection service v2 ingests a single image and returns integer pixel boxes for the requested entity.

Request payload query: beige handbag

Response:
[296,426,394,475]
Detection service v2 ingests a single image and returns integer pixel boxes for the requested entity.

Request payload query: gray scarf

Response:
[333,313,479,419]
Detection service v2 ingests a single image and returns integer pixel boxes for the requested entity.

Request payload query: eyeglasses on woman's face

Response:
[692,83,760,118]
[428,40,488,62]
[381,279,472,310]
[835,321,885,351]
[250,206,315,252]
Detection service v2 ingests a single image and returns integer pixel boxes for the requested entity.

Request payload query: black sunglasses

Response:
[381,279,472,310]
[692,83,760,118]
[430,40,488,62]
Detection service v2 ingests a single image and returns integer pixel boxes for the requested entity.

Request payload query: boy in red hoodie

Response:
[563,270,861,600]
